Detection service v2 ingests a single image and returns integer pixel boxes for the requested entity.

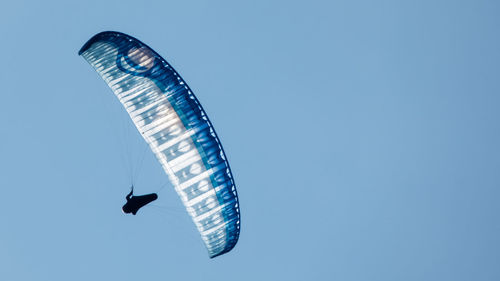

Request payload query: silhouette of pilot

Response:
[122,188,158,215]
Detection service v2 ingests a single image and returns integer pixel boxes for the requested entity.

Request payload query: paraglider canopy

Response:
[79,31,240,258]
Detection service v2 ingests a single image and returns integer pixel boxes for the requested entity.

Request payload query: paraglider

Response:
[79,31,240,258]
[122,188,158,215]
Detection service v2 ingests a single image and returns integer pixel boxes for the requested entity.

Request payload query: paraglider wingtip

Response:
[78,31,126,56]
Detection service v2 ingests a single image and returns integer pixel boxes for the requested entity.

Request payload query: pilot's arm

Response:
[126,189,133,201]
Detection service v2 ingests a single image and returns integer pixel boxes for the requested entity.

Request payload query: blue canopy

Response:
[79,31,240,258]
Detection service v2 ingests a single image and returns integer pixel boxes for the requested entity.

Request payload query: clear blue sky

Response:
[1,1,499,280]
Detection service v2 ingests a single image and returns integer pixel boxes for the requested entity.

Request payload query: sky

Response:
[1,0,499,280]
